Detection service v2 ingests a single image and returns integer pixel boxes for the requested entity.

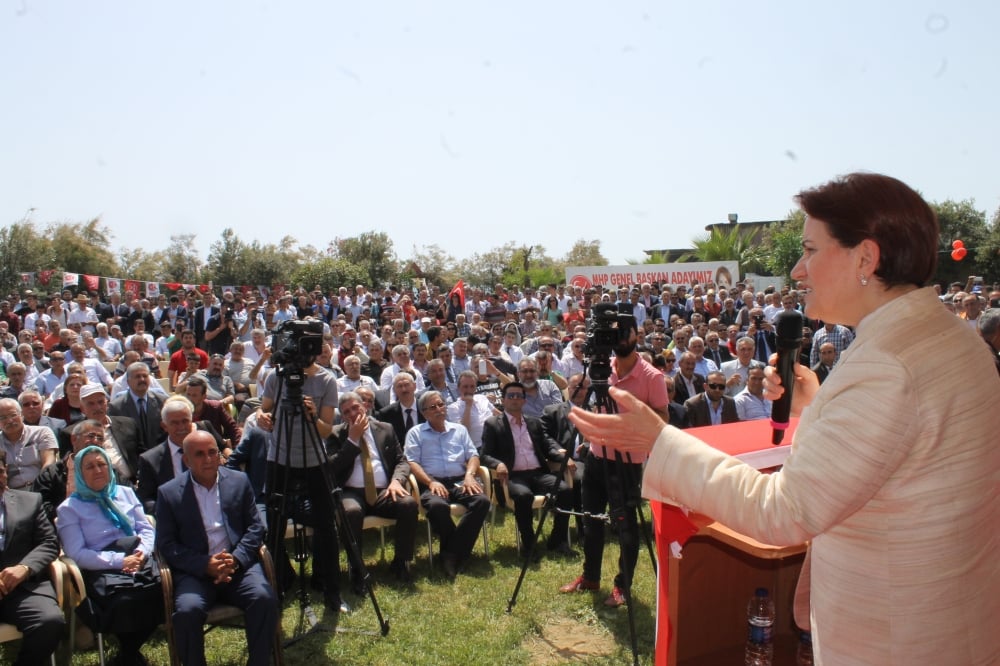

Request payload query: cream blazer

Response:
[644,287,999,665]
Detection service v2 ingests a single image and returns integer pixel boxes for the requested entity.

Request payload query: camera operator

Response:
[255,327,347,613]
[205,295,238,357]
[559,309,668,608]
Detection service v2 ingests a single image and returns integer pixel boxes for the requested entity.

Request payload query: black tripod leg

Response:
[330,488,391,636]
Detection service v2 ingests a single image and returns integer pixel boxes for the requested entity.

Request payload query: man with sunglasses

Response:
[683,370,740,428]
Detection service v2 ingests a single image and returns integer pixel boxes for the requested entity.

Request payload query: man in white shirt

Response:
[733,366,771,421]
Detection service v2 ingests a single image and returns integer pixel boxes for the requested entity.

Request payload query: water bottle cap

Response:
[755,587,769,596]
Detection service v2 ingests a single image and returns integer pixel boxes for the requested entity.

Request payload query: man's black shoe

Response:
[441,554,459,579]
[325,595,351,614]
[547,541,578,557]
[390,559,413,583]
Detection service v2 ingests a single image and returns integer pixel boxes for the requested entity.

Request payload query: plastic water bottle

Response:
[796,631,814,665]
[744,587,775,666]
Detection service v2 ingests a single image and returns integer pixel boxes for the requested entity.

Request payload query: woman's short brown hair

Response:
[795,172,938,288]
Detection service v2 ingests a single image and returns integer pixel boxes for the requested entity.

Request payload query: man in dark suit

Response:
[192,293,219,352]
[539,372,591,501]
[374,372,423,445]
[811,341,836,385]
[107,292,132,333]
[137,395,224,514]
[78,383,144,484]
[703,331,733,369]
[662,376,688,429]
[683,371,740,428]
[0,449,65,666]
[89,291,114,326]
[481,382,574,557]
[155,430,278,666]
[672,352,706,405]
[108,362,166,451]
[327,391,418,586]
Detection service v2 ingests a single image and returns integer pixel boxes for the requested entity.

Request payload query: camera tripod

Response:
[505,362,657,666]
[264,368,390,644]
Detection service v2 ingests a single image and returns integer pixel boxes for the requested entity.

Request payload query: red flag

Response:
[124,280,141,300]
[448,279,465,310]
[38,270,54,286]
[83,275,100,292]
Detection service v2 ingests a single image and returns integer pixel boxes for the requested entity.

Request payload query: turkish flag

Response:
[448,279,465,310]
[82,275,100,292]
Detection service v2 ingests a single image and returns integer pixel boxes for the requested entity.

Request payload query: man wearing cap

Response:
[155,321,177,360]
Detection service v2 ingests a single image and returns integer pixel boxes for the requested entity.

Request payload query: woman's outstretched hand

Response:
[568,387,667,457]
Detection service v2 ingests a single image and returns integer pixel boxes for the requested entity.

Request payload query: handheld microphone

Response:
[770,309,804,445]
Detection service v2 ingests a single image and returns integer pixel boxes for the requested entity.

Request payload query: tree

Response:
[331,231,398,288]
[237,238,304,289]
[760,210,805,282]
[931,199,988,288]
[47,218,118,277]
[159,234,204,283]
[506,244,553,287]
[291,257,369,295]
[978,206,1000,283]
[560,239,607,268]
[456,242,518,290]
[0,221,51,296]
[681,224,766,276]
[405,244,459,290]
[204,228,247,286]
[117,247,167,281]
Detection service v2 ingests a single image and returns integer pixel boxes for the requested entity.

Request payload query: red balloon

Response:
[951,247,968,261]
[952,239,965,249]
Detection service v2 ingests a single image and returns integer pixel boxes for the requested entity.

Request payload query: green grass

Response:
[10,507,659,665]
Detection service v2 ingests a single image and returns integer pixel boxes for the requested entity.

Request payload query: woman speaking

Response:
[570,173,998,665]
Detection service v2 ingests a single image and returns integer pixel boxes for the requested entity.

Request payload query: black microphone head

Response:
[774,309,805,350]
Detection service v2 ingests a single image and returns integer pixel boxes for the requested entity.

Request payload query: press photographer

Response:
[205,294,238,356]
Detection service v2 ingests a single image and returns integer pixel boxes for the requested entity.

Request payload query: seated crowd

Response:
[0,275,996,663]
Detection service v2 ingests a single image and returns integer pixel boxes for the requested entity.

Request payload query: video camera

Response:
[585,303,636,383]
[270,319,325,385]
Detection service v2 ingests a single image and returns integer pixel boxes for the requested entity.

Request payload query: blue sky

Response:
[3,1,997,267]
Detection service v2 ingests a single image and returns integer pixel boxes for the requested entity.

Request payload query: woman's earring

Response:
[859,274,869,286]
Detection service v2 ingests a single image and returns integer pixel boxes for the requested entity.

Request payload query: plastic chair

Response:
[411,469,491,569]
[157,545,285,666]
[0,560,64,666]
[495,460,574,550]
[60,554,109,666]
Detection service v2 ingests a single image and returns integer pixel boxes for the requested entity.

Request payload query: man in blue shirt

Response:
[404,390,488,579]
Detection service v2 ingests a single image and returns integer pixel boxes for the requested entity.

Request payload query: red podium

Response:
[650,419,806,666]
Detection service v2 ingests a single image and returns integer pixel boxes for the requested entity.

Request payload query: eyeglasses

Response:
[664,358,676,363]
[707,383,726,390]
[79,432,105,441]
[504,392,526,400]
[424,402,446,410]
[0,412,22,423]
